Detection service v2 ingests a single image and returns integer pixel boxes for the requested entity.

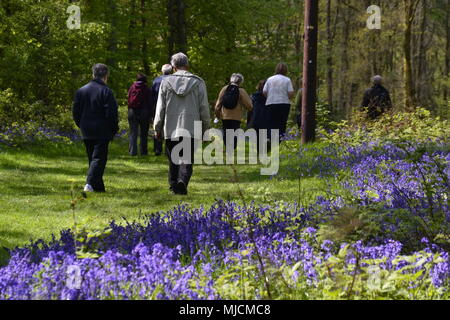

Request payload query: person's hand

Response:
[155,131,163,141]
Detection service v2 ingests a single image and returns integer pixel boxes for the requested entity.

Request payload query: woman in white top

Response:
[263,63,295,140]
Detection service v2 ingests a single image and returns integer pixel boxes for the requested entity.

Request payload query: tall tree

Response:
[167,0,187,58]
[301,0,319,144]
[403,0,420,109]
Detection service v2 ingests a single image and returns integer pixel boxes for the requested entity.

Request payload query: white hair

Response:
[230,73,244,86]
[162,64,173,75]
[372,75,383,85]
[171,52,189,69]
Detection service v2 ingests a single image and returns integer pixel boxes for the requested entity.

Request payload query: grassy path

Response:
[0,140,323,248]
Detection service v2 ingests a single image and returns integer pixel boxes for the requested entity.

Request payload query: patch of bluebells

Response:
[0,124,128,147]
[0,201,448,300]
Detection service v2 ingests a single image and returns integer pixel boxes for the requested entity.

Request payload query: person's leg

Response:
[84,139,94,167]
[139,109,150,156]
[279,104,291,139]
[165,139,178,192]
[222,120,241,151]
[154,137,163,156]
[86,140,109,192]
[128,108,138,156]
[178,138,195,192]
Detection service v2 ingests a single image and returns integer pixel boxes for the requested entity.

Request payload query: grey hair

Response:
[372,75,383,85]
[162,64,173,75]
[171,52,189,69]
[92,63,109,79]
[230,73,244,86]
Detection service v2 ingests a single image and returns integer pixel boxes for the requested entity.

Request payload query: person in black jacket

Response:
[361,75,393,120]
[250,80,270,152]
[73,63,119,193]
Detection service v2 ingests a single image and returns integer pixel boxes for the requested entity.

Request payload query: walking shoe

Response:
[176,180,187,195]
[83,184,94,193]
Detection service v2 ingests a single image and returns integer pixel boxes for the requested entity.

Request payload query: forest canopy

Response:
[0,0,449,130]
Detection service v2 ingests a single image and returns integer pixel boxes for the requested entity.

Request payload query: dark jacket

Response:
[73,79,119,140]
[250,91,270,130]
[150,75,168,119]
[361,84,392,119]
[128,81,152,110]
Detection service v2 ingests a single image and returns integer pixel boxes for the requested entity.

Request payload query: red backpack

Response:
[128,83,148,109]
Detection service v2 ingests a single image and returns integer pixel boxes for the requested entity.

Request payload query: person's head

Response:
[275,62,288,76]
[136,73,147,83]
[230,73,244,86]
[256,79,266,92]
[162,64,173,75]
[170,52,189,71]
[92,63,109,82]
[372,75,383,85]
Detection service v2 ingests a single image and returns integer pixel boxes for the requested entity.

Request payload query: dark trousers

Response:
[154,137,163,155]
[222,119,241,151]
[84,139,110,192]
[165,137,195,191]
[128,108,150,156]
[268,104,291,140]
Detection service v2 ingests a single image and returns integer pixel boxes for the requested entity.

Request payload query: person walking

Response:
[361,75,393,120]
[150,64,173,155]
[263,63,295,140]
[127,73,152,156]
[73,63,119,193]
[249,80,270,150]
[214,73,252,151]
[154,53,210,195]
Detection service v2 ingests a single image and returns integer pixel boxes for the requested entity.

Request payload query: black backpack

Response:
[221,85,240,110]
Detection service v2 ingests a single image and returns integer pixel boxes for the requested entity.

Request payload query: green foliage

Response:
[324,108,450,146]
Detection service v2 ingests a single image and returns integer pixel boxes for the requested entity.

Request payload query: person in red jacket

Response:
[127,73,152,156]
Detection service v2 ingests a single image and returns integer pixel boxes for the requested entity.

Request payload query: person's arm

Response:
[262,81,269,97]
[214,87,226,119]
[361,89,370,110]
[240,89,253,111]
[106,89,119,136]
[72,90,82,128]
[199,80,211,132]
[287,79,295,100]
[153,81,166,140]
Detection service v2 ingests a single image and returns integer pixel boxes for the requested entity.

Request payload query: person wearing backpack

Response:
[127,73,152,156]
[214,73,253,150]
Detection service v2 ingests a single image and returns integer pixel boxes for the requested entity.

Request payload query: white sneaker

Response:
[83,184,94,192]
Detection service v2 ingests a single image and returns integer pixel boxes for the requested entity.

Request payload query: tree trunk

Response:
[127,0,137,71]
[141,0,150,75]
[338,5,350,119]
[106,0,118,69]
[403,0,419,110]
[167,0,187,59]
[326,0,333,114]
[301,0,319,145]
[444,0,450,105]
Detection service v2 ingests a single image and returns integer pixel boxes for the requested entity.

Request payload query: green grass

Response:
[0,139,328,249]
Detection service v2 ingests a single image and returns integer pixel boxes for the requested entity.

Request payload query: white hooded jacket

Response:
[154,70,211,139]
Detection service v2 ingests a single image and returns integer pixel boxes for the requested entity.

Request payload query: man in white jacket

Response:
[154,52,210,195]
